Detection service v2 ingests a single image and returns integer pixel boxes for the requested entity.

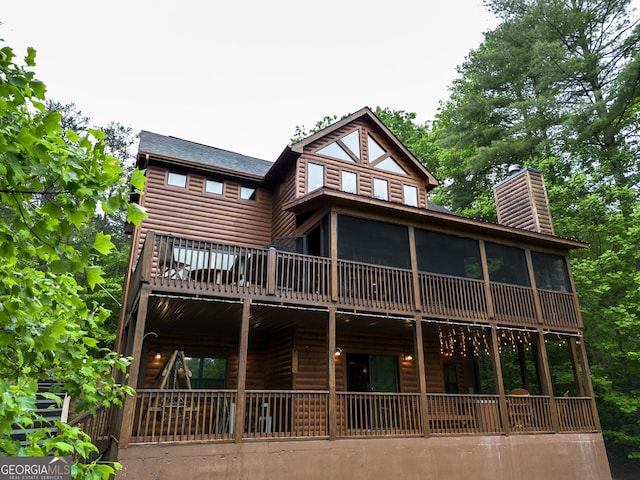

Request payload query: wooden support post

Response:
[330,212,338,302]
[576,337,602,432]
[535,330,560,432]
[266,247,277,295]
[525,249,544,325]
[234,297,251,443]
[119,288,150,448]
[490,325,510,434]
[569,338,585,397]
[478,240,495,319]
[328,306,337,440]
[413,316,430,437]
[408,227,422,312]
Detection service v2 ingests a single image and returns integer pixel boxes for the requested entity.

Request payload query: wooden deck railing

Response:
[427,394,502,435]
[335,392,422,437]
[539,289,581,328]
[68,406,113,462]
[337,261,414,313]
[556,397,597,432]
[128,390,596,444]
[136,233,582,330]
[419,274,488,321]
[490,282,537,326]
[506,394,553,433]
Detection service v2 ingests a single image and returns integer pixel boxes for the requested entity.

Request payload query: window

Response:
[205,179,223,195]
[403,185,418,206]
[367,134,386,161]
[167,172,187,188]
[185,357,227,388]
[375,157,407,175]
[531,251,571,292]
[307,162,325,192]
[341,171,357,194]
[485,242,531,286]
[373,178,388,200]
[240,186,256,201]
[315,129,360,162]
[415,229,482,279]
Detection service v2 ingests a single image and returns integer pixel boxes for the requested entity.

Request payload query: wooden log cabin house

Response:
[107,107,611,479]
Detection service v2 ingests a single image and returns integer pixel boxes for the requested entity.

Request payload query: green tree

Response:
[0,42,146,478]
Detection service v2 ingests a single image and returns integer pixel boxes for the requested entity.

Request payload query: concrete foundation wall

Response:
[117,434,611,480]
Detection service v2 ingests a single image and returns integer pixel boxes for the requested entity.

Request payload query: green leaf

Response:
[85,266,105,289]
[92,232,114,255]
[130,168,147,191]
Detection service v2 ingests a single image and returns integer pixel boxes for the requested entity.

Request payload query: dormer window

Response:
[167,172,187,188]
[307,162,325,192]
[373,178,388,201]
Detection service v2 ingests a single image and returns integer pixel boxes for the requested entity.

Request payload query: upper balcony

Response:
[128,232,582,331]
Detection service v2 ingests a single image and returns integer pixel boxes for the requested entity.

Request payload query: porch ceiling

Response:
[145,294,416,339]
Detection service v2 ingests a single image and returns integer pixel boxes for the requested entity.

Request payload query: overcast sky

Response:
[1,1,497,160]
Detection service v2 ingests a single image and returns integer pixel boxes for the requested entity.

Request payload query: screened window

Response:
[485,242,531,286]
[341,171,357,194]
[531,251,571,292]
[240,186,257,201]
[205,179,223,195]
[373,178,388,200]
[415,229,483,279]
[167,172,187,188]
[337,215,410,268]
[307,162,325,192]
[403,185,418,207]
[185,357,227,389]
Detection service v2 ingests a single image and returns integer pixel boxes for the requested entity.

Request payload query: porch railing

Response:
[556,397,597,432]
[335,392,422,437]
[129,390,597,444]
[137,233,582,330]
[337,261,414,313]
[419,274,488,321]
[68,406,113,462]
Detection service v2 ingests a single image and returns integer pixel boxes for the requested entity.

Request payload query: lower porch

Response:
[129,388,597,443]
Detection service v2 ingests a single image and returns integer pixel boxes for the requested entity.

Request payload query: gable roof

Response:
[267,107,440,190]
[138,130,273,178]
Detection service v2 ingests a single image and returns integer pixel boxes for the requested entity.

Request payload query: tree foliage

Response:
[0,42,146,478]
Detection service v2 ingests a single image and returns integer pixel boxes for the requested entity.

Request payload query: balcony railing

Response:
[135,233,582,330]
[129,390,596,444]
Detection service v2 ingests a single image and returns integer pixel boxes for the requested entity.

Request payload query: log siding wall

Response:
[136,165,273,261]
[296,120,428,209]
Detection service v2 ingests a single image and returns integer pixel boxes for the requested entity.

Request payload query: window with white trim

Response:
[373,178,388,200]
[307,162,325,192]
[341,171,357,194]
[167,172,187,188]
[205,179,223,195]
[403,185,418,206]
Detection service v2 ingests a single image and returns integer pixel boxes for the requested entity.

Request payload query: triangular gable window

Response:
[367,134,386,162]
[375,156,407,175]
[316,130,360,162]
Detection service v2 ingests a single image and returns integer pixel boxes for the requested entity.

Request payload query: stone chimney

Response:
[493,166,555,235]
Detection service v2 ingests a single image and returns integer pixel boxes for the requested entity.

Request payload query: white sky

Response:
[1,1,497,160]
